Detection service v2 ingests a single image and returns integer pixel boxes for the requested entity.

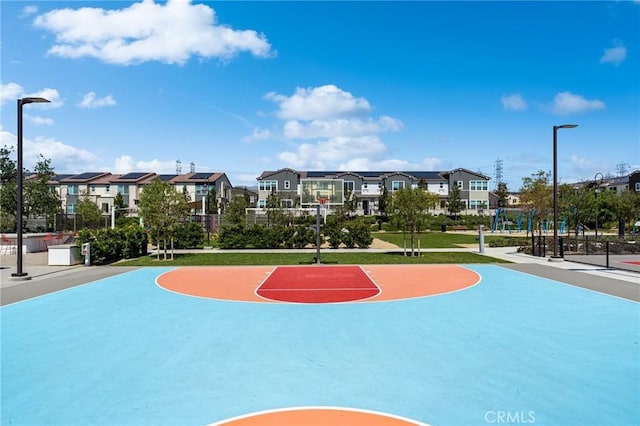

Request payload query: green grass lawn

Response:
[116,251,509,267]
[372,231,527,248]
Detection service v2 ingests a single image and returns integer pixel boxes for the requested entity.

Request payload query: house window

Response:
[344,181,355,192]
[90,185,96,192]
[635,182,640,191]
[258,199,266,208]
[117,184,130,195]
[101,203,109,213]
[106,185,110,192]
[470,180,488,191]
[457,181,463,189]
[67,185,78,195]
[196,184,209,195]
[470,200,487,210]
[439,182,444,189]
[259,180,277,192]
[66,203,76,214]
[284,180,290,190]
[392,181,405,191]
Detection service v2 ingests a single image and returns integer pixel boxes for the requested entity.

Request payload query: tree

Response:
[496,182,509,208]
[265,192,287,227]
[225,195,249,226]
[391,187,433,256]
[139,178,189,260]
[0,146,17,231]
[519,170,552,235]
[24,155,61,230]
[447,182,464,220]
[334,189,356,222]
[75,191,104,229]
[611,190,640,236]
[378,186,389,217]
[206,188,218,214]
[558,184,593,236]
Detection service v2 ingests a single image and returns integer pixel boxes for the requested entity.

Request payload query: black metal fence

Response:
[529,234,640,271]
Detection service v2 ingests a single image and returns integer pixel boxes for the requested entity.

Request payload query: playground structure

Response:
[491,208,568,235]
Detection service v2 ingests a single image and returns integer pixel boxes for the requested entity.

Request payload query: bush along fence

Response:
[76,226,148,265]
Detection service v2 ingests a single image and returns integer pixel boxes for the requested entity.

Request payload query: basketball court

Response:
[1,264,638,425]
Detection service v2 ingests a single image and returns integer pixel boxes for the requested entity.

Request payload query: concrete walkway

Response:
[1,245,638,306]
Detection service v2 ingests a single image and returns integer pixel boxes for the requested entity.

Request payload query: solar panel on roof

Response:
[54,174,74,181]
[191,172,213,180]
[158,174,177,181]
[358,171,383,178]
[407,171,443,179]
[71,172,102,180]
[306,171,336,178]
[120,172,147,180]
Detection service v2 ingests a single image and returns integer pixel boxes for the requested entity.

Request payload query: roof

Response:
[443,168,492,180]
[171,172,227,183]
[258,168,450,181]
[60,172,111,183]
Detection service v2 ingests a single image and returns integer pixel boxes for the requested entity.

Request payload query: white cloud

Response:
[266,85,371,121]
[25,114,54,126]
[33,0,273,66]
[77,92,117,109]
[0,82,23,104]
[340,157,444,172]
[278,136,387,169]
[600,40,627,65]
[231,172,262,187]
[27,136,100,173]
[283,116,403,139]
[113,155,177,174]
[21,5,38,17]
[264,84,407,171]
[501,93,527,111]
[570,155,595,169]
[1,126,101,173]
[243,127,271,142]
[0,83,62,107]
[551,92,605,115]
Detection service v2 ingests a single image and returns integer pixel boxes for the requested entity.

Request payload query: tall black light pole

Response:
[594,172,604,240]
[203,182,210,243]
[11,97,50,280]
[551,124,578,260]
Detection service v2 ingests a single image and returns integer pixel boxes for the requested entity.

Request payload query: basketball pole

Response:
[316,204,321,264]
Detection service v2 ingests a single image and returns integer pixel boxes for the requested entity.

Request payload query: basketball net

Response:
[317,197,329,209]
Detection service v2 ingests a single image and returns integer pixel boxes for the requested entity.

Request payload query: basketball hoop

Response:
[317,197,329,209]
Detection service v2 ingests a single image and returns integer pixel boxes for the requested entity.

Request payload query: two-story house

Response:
[256,168,491,216]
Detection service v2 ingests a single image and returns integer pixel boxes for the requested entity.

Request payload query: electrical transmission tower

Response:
[616,162,630,177]
[190,162,196,173]
[176,160,182,174]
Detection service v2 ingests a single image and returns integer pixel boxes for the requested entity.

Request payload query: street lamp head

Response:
[19,97,51,105]
[555,124,578,130]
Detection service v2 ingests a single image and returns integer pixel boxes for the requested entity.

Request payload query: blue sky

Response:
[1,0,639,189]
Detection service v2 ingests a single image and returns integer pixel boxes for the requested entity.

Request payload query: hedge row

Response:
[76,225,147,265]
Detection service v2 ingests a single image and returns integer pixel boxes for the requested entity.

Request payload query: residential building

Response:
[50,171,232,219]
[256,168,491,216]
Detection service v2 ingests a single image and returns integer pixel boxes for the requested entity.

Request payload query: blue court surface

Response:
[1,265,638,425]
